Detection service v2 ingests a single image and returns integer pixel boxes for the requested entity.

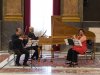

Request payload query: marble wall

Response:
[0,0,24,50]
[3,0,23,21]
[1,21,23,50]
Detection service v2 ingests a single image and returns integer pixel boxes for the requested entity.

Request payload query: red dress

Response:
[72,39,87,54]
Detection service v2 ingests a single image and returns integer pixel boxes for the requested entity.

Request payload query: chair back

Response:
[86,40,94,51]
[8,40,14,51]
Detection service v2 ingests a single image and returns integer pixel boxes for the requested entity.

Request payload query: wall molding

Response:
[3,0,24,21]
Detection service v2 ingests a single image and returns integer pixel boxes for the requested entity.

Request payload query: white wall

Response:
[89,27,100,43]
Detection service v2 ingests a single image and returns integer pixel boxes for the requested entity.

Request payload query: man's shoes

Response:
[31,56,35,60]
[31,57,36,60]
[68,62,78,67]
[73,62,78,65]
[65,62,71,64]
[68,63,74,67]
[65,60,71,64]
[15,63,21,66]
[23,63,29,66]
[31,57,38,60]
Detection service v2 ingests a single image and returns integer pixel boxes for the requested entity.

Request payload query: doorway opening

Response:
[30,0,53,36]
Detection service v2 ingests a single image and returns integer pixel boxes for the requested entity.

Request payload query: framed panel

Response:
[3,0,24,21]
[63,0,79,16]
[61,0,81,22]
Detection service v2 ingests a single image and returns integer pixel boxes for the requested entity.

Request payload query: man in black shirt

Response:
[27,27,39,60]
[11,28,29,66]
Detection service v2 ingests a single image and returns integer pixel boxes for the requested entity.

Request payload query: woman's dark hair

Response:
[78,29,85,34]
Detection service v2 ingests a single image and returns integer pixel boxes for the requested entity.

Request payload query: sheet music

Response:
[73,39,82,46]
[64,39,69,45]
[31,40,39,46]
[25,40,39,48]
[64,39,82,46]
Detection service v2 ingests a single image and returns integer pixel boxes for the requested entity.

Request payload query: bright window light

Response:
[31,0,53,36]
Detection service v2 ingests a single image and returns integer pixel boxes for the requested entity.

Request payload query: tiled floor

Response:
[0,51,100,75]
[1,68,100,75]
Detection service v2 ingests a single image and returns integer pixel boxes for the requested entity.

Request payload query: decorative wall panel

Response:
[3,0,23,21]
[61,0,81,22]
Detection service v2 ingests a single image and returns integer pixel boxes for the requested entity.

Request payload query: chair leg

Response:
[7,56,10,63]
[85,53,87,60]
[90,53,93,60]
[85,53,88,64]
[7,53,12,66]
[14,54,16,65]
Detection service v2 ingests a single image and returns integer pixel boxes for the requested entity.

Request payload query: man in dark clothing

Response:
[11,28,29,66]
[27,27,39,60]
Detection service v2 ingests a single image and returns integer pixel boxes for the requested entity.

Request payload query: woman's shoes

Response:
[65,60,78,67]
[68,62,78,67]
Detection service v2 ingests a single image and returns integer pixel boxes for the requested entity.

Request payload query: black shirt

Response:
[11,34,27,50]
[28,32,38,40]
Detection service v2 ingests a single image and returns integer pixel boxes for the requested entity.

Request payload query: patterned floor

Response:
[0,51,100,75]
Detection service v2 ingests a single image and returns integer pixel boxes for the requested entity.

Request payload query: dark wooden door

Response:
[0,0,2,20]
[83,0,100,21]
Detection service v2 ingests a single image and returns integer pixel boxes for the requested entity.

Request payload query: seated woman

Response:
[66,29,87,67]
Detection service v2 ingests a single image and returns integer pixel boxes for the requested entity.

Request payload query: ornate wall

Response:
[63,0,79,16]
[61,0,83,22]
[3,0,23,21]
[1,0,24,50]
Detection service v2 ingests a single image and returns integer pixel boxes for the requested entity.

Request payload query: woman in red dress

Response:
[66,29,87,67]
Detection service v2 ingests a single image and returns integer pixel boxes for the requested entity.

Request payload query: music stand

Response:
[25,40,38,69]
[30,40,39,69]
[64,39,82,46]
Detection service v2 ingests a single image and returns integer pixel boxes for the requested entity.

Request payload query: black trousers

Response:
[66,48,79,62]
[26,45,38,60]
[14,49,29,64]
